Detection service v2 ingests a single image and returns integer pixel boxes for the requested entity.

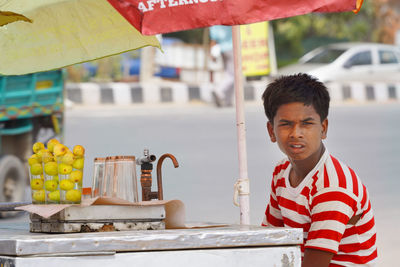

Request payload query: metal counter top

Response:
[0,223,302,256]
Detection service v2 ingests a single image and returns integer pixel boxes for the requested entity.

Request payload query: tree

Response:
[164,28,205,44]
[373,0,400,44]
[272,0,378,67]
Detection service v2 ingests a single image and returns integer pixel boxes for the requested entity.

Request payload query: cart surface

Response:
[0,222,302,266]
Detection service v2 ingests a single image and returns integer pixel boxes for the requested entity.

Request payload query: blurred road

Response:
[2,102,400,266]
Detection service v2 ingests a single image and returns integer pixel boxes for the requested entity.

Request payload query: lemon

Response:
[46,139,60,153]
[53,143,67,157]
[65,189,81,202]
[72,158,84,170]
[32,142,45,154]
[30,163,42,175]
[30,178,44,190]
[60,179,74,191]
[42,150,54,163]
[70,170,83,184]
[28,154,40,166]
[44,180,58,191]
[48,190,60,202]
[62,152,74,165]
[53,175,59,182]
[58,163,72,175]
[33,189,45,202]
[36,149,49,160]
[72,145,85,158]
[44,162,58,176]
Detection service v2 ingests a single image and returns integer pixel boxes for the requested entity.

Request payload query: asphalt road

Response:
[2,102,400,266]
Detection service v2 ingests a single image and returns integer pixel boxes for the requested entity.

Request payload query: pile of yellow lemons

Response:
[28,139,85,204]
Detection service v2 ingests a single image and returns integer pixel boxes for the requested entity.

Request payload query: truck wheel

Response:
[0,155,27,218]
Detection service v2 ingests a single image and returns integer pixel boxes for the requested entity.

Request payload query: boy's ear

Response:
[321,119,328,139]
[267,121,276,143]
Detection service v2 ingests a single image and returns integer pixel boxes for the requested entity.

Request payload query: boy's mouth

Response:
[288,143,305,153]
[290,144,303,148]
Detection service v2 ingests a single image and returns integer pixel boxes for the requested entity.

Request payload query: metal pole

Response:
[268,22,278,76]
[231,25,250,225]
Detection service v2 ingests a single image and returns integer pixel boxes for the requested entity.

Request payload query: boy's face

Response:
[267,102,328,162]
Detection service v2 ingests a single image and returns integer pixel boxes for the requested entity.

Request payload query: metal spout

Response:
[156,154,179,200]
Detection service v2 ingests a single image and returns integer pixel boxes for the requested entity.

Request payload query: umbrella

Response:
[107,0,364,224]
[0,0,161,75]
[107,0,363,35]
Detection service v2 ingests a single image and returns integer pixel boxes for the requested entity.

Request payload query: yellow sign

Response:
[36,80,53,90]
[240,22,270,76]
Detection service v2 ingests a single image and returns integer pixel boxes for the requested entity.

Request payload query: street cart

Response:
[0,152,303,266]
[0,3,363,267]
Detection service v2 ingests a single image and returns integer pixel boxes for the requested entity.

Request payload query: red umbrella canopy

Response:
[107,0,363,35]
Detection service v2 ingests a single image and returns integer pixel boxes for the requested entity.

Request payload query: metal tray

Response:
[0,224,302,256]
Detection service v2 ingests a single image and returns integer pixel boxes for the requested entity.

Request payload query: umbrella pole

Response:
[232,25,250,225]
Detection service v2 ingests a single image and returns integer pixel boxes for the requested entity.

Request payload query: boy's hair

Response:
[262,73,330,123]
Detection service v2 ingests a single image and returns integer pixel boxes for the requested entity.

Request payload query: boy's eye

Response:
[302,121,313,125]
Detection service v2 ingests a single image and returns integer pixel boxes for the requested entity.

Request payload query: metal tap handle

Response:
[136,148,157,165]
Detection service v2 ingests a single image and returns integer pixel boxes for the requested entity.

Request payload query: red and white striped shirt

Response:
[262,150,377,266]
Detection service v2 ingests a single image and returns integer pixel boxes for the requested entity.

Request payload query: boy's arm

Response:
[262,175,284,227]
[302,248,334,267]
[302,213,362,266]
[305,186,360,266]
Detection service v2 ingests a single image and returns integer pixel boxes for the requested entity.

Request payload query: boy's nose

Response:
[289,124,304,138]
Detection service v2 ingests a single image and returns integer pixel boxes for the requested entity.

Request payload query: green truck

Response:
[0,70,64,215]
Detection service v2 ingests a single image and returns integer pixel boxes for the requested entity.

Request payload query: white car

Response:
[277,42,400,83]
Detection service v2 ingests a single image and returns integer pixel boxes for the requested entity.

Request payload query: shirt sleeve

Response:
[262,177,284,227]
[305,187,358,254]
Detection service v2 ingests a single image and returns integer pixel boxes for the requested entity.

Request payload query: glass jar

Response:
[91,157,106,198]
[103,156,138,203]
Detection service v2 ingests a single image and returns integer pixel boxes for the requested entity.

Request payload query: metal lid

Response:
[94,157,106,162]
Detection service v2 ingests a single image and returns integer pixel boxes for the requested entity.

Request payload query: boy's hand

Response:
[302,248,334,267]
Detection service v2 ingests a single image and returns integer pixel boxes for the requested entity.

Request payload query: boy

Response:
[261,74,377,266]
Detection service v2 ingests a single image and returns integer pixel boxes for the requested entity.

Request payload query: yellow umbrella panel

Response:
[0,0,160,75]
